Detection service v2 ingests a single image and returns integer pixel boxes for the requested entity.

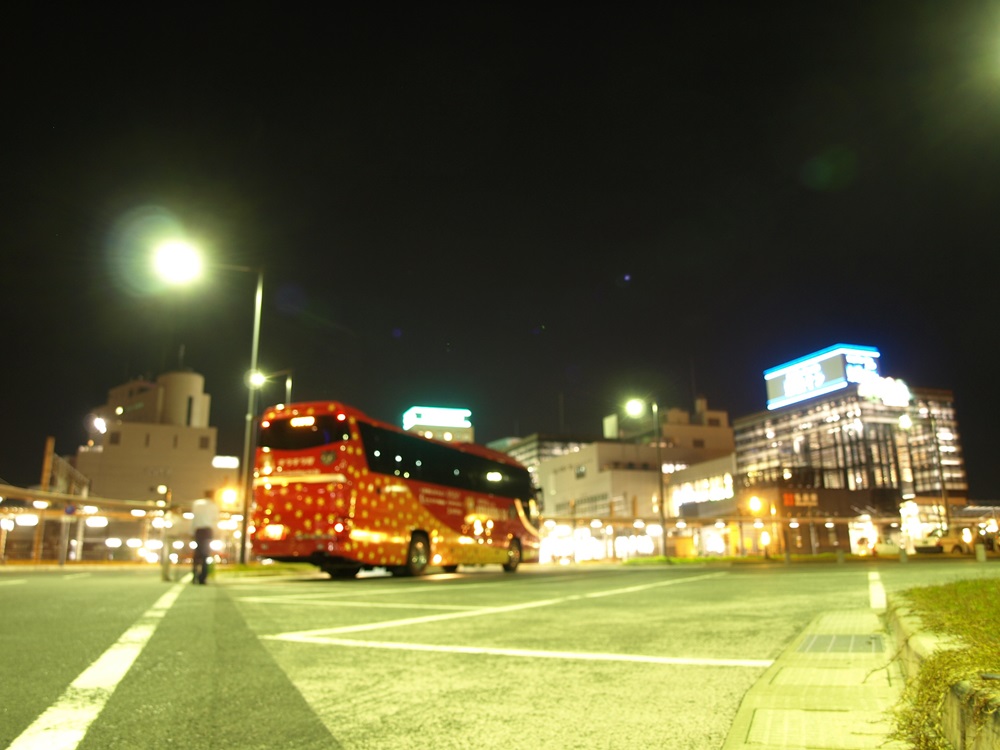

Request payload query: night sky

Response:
[4,3,999,498]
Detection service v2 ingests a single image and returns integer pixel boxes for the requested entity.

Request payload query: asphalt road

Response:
[1,559,998,750]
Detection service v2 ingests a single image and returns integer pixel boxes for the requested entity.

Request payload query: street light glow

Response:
[625,398,645,418]
[153,240,203,284]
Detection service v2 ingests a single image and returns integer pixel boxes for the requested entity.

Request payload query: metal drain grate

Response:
[797,634,885,653]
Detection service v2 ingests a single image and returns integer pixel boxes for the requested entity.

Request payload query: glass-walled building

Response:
[733,344,967,553]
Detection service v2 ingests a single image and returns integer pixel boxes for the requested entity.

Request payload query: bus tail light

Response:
[259,524,286,541]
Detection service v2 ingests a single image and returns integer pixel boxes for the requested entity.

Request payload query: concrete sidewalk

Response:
[722,608,908,750]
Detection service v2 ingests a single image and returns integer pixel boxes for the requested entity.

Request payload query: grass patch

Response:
[890,577,1000,749]
[214,562,320,578]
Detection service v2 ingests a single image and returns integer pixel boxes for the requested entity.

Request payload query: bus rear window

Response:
[259,416,352,451]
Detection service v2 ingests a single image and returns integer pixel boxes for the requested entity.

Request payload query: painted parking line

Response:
[868,570,887,611]
[581,571,726,598]
[266,571,729,639]
[239,597,484,611]
[234,580,502,599]
[7,581,186,750]
[271,636,774,669]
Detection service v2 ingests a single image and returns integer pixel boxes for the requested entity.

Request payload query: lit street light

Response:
[249,368,293,405]
[152,240,263,565]
[625,397,667,557]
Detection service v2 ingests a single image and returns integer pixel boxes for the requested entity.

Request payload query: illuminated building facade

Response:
[529,399,735,560]
[402,405,474,443]
[731,344,967,553]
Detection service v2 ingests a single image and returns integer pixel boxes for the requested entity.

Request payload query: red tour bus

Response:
[250,400,541,577]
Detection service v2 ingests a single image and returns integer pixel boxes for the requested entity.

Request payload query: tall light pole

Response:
[626,398,667,558]
[238,269,263,565]
[153,240,263,566]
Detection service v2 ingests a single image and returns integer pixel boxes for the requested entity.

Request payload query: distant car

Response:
[913,528,974,555]
[873,538,903,556]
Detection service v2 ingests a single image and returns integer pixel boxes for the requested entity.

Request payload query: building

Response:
[74,371,240,510]
[603,396,735,467]
[487,433,600,501]
[62,371,243,562]
[532,398,735,560]
[402,406,475,443]
[730,344,968,555]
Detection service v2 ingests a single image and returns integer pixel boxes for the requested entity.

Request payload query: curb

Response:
[887,600,1000,750]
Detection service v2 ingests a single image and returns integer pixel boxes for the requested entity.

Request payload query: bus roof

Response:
[260,400,527,470]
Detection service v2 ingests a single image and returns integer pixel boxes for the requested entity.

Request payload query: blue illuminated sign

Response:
[764,344,881,410]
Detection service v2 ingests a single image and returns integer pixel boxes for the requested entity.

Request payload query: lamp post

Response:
[625,398,666,557]
[153,240,263,566]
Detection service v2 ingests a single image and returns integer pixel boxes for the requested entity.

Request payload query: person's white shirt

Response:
[191,498,220,532]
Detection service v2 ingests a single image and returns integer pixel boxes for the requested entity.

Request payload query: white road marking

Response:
[271,595,574,637]
[261,571,750,672]
[239,597,483,611]
[235,581,500,598]
[7,582,186,750]
[868,570,886,611]
[581,572,726,598]
[268,572,727,639]
[270,636,774,668]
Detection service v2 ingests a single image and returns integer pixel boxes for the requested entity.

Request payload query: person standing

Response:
[190,498,219,584]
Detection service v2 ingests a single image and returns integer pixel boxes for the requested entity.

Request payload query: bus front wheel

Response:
[395,533,429,576]
[503,539,522,573]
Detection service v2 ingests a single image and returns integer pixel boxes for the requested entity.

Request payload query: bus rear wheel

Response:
[395,533,429,577]
[503,539,522,573]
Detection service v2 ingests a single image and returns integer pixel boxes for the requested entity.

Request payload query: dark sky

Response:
[3,3,999,498]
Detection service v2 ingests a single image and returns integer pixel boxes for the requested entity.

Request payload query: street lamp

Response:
[152,240,263,566]
[249,368,293,405]
[625,398,666,557]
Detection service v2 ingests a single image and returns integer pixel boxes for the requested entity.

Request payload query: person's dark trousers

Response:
[193,527,213,584]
